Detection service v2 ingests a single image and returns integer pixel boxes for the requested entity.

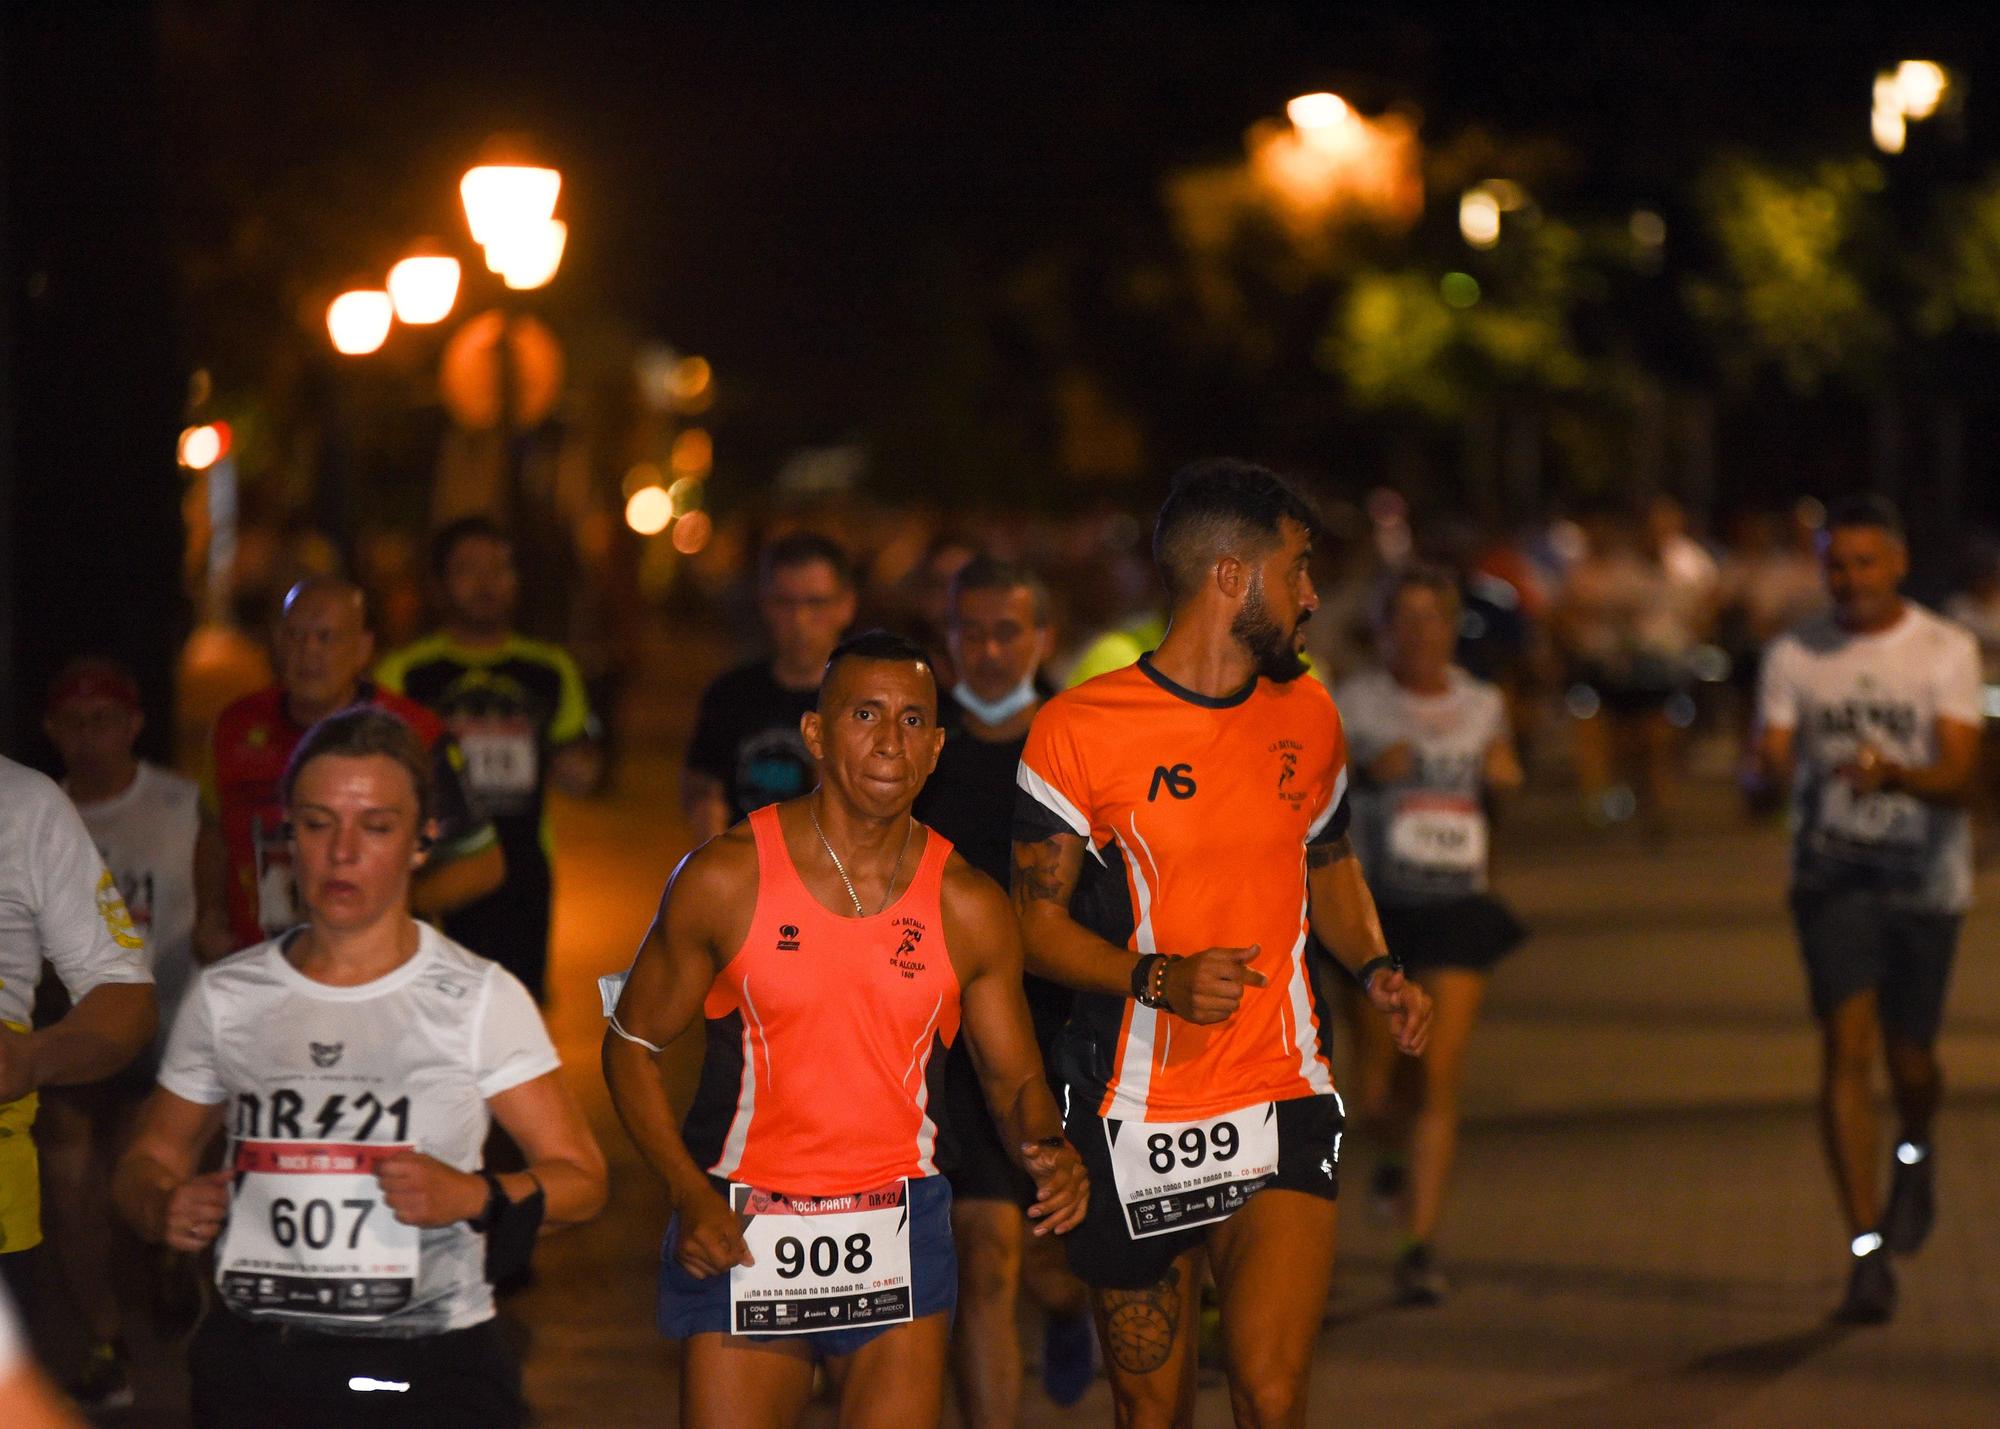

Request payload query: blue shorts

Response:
[657,1174,956,1358]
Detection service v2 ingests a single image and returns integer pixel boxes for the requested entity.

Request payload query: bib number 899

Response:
[774,1233,874,1280]
[269,1197,376,1251]
[1147,1121,1238,1175]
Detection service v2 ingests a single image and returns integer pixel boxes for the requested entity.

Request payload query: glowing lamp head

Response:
[459,164,562,247]
[625,485,673,536]
[487,218,567,290]
[1286,92,1349,132]
[387,255,462,325]
[327,290,394,355]
[1893,60,1948,120]
[177,422,230,471]
[1459,188,1502,248]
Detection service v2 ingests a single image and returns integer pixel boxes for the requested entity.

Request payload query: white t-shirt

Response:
[1337,667,1508,901]
[1758,604,1983,912]
[68,763,199,1051]
[0,756,152,1032]
[157,923,560,1335]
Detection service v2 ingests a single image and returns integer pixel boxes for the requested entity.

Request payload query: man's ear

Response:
[800,710,825,762]
[412,817,438,869]
[1214,553,1248,600]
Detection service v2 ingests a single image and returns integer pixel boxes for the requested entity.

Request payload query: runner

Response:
[39,657,201,1409]
[114,708,607,1427]
[682,533,857,843]
[377,517,601,1002]
[1013,458,1432,1427]
[1753,496,1981,1324]
[1336,566,1525,1307]
[604,630,1088,1429]
[196,576,503,958]
[0,754,156,1304]
[910,558,1097,1423]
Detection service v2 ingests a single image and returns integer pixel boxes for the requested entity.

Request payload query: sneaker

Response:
[1368,1159,1406,1225]
[1040,1310,1096,1407]
[1833,1236,1896,1325]
[1881,1142,1935,1255]
[69,1340,134,1413]
[1393,1243,1448,1307]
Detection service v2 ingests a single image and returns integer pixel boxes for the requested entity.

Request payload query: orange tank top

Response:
[682,805,962,1195]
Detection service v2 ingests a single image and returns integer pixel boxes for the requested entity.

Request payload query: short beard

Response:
[1230,571,1310,683]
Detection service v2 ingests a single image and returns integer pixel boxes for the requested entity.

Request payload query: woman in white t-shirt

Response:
[1337,565,1526,1307]
[113,708,606,1429]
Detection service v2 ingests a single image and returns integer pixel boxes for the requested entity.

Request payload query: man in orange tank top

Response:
[605,632,1088,1429]
[1014,460,1434,1428]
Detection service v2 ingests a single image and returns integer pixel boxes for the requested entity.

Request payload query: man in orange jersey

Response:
[1013,459,1432,1429]
[605,631,1088,1429]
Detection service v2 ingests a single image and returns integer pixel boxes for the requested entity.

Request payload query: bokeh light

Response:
[625,484,672,535]
[327,290,393,355]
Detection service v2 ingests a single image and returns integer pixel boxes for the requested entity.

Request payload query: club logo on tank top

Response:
[776,923,802,952]
[889,917,928,979]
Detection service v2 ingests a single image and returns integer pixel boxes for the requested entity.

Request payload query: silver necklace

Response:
[809,807,916,917]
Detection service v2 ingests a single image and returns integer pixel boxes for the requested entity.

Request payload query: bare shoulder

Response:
[941,848,1010,921]
[666,823,759,921]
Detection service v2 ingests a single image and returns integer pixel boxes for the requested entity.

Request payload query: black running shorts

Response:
[1790,887,1961,1043]
[1060,1092,1343,1291]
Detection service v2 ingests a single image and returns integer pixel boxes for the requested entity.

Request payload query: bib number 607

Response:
[1146,1121,1239,1175]
[270,1197,377,1251]
[774,1232,874,1280]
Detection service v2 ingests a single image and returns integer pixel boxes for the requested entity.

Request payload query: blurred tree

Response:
[1684,156,1890,393]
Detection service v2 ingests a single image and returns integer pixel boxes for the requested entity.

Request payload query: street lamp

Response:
[387,253,462,324]
[488,218,567,290]
[326,289,393,355]
[1873,59,1954,153]
[459,164,562,248]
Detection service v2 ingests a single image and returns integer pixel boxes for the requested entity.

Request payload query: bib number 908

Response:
[268,1197,376,1252]
[1146,1120,1239,1175]
[774,1232,874,1280]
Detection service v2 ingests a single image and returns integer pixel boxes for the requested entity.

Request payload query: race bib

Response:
[1387,794,1486,878]
[1811,779,1927,873]
[217,1141,418,1323]
[1106,1102,1280,1239]
[728,1181,914,1336]
[460,727,538,801]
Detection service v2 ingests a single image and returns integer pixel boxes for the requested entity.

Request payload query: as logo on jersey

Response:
[1147,763,1197,801]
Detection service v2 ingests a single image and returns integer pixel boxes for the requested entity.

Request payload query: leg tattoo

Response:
[1100,1266,1183,1375]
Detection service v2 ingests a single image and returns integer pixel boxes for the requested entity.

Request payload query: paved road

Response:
[95,637,2000,1424]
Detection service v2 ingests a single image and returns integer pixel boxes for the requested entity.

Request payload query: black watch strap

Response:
[1355,953,1402,992]
[469,1170,506,1231]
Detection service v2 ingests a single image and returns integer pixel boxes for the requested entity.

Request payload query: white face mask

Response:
[952,675,1038,728]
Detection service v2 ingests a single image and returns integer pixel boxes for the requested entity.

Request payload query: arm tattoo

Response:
[1306,833,1354,870]
[1100,1264,1183,1375]
[1011,837,1071,906]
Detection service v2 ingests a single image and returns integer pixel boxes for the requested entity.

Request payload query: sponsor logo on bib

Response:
[310,1042,343,1069]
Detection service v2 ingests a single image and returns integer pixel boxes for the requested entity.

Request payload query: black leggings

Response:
[189,1309,522,1429]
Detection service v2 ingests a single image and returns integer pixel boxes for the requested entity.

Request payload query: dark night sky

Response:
[162,2,2000,455]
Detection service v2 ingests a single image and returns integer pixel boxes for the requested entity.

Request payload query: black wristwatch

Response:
[468,1170,507,1231]
[1355,953,1403,994]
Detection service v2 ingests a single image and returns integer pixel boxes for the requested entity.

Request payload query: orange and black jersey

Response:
[1015,655,1349,1122]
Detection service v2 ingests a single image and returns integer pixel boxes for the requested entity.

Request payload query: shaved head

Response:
[282,575,367,627]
